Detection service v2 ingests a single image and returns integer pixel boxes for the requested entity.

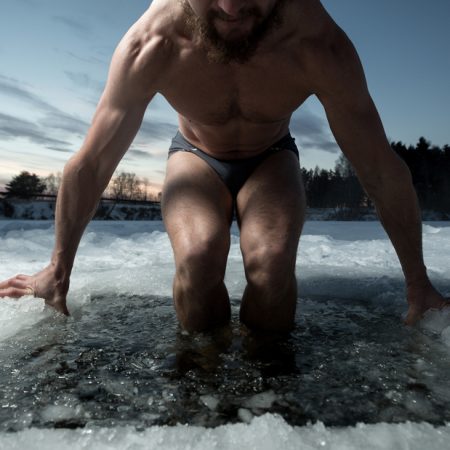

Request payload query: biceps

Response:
[74,37,156,180]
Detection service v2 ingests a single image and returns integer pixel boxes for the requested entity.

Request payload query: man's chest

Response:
[160,50,311,126]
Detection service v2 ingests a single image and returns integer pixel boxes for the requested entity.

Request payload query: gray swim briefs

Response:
[168,131,299,199]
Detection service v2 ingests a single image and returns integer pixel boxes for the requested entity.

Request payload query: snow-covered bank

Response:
[0,199,162,220]
[2,199,449,221]
[1,414,450,450]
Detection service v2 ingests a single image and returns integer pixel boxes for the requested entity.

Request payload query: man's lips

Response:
[215,15,253,26]
[214,10,254,22]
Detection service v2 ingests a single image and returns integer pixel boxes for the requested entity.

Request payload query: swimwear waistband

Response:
[168,131,299,161]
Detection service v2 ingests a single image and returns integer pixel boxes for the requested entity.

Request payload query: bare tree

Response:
[44,172,62,195]
[110,172,143,200]
[141,177,150,201]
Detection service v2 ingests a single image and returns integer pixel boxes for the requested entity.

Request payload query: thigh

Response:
[237,150,306,266]
[162,151,234,262]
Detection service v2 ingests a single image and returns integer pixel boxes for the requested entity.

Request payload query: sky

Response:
[0,0,449,192]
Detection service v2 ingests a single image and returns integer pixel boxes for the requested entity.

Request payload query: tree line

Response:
[303,137,449,214]
[1,137,449,213]
[2,171,162,203]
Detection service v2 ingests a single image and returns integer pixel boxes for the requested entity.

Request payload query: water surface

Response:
[1,294,449,431]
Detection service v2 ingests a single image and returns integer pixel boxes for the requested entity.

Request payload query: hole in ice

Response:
[1,293,450,432]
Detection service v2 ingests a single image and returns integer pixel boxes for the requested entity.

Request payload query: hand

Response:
[405,279,450,325]
[0,265,70,315]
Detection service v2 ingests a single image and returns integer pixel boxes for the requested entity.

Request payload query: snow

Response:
[0,199,162,221]
[1,219,450,449]
[0,414,450,450]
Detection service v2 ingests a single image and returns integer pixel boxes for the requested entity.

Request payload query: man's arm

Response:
[311,25,448,323]
[0,28,162,313]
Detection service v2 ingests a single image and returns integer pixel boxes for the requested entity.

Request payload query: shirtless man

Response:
[0,0,448,332]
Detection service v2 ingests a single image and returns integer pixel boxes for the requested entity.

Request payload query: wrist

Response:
[49,258,72,284]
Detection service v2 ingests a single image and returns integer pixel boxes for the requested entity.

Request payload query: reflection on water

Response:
[1,294,450,431]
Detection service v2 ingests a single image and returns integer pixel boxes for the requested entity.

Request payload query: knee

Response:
[243,242,297,290]
[176,236,229,288]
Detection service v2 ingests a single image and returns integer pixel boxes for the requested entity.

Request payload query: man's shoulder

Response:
[293,1,360,92]
[293,1,343,53]
[115,0,184,84]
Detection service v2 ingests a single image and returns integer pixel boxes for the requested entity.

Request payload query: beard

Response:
[181,0,287,64]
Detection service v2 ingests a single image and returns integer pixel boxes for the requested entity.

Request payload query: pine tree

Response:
[5,171,46,199]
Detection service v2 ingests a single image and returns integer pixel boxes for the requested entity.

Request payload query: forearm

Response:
[50,156,107,279]
[366,164,428,286]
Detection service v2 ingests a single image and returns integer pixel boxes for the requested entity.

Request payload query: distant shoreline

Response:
[1,198,449,221]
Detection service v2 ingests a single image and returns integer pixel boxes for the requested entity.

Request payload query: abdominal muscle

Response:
[178,114,292,160]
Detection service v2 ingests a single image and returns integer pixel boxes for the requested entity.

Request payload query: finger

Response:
[0,277,15,289]
[7,278,30,289]
[0,275,32,289]
[0,286,33,299]
[16,274,32,282]
[0,276,35,298]
[3,279,36,297]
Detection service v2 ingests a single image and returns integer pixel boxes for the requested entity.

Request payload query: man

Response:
[0,0,448,332]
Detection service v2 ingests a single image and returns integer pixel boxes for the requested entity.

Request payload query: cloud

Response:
[90,45,115,59]
[52,15,93,37]
[0,74,90,137]
[0,74,59,114]
[46,146,74,154]
[127,148,154,159]
[290,110,339,154]
[53,48,108,67]
[38,112,89,137]
[137,120,178,144]
[64,71,105,94]
[0,76,177,144]
[124,120,177,164]
[0,112,72,148]
[0,75,177,168]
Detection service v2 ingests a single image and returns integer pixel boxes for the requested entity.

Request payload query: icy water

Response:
[2,293,450,432]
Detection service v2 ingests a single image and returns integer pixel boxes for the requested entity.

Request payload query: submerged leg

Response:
[237,150,306,332]
[162,151,233,332]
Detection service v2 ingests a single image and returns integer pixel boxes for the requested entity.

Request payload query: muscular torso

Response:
[130,0,336,158]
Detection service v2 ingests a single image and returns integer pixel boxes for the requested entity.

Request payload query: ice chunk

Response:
[237,408,253,423]
[199,395,219,411]
[40,405,83,423]
[420,307,450,334]
[104,380,136,398]
[441,326,450,347]
[243,390,277,410]
[0,297,49,342]
[423,225,441,234]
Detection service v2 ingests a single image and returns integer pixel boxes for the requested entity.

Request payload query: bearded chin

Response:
[200,23,260,64]
[182,0,285,65]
